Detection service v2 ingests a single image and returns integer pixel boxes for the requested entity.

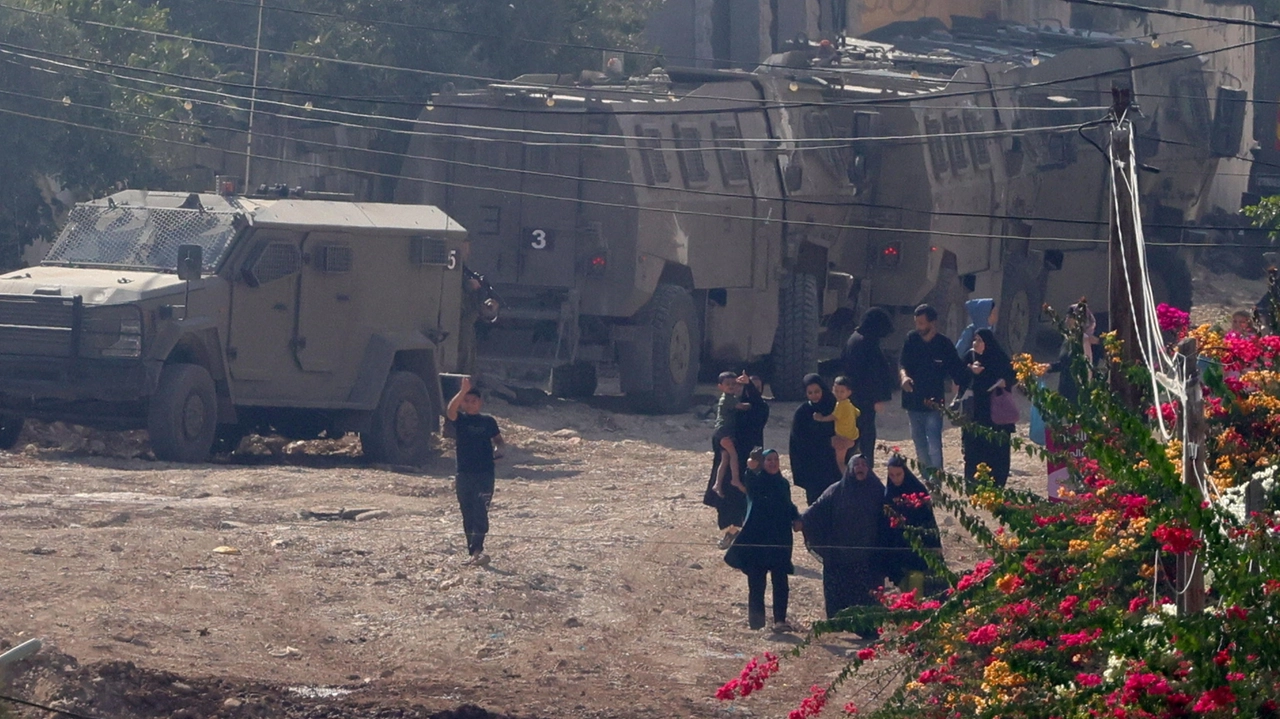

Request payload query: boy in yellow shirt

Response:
[813,376,861,468]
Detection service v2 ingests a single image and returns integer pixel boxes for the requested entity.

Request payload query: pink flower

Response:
[1059,628,1102,647]
[955,559,995,592]
[1077,673,1103,687]
[1156,303,1189,334]
[1192,686,1237,712]
[1226,605,1248,621]
[1128,596,1148,614]
[788,685,829,719]
[1012,639,1048,652]
[966,624,999,646]
[843,702,859,715]
[1059,595,1081,618]
[717,652,780,700]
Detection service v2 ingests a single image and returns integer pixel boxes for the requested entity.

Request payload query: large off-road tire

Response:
[147,364,218,463]
[0,414,24,450]
[1147,248,1193,312]
[997,256,1046,357]
[552,362,598,399]
[628,284,701,414]
[362,371,433,466]
[771,273,820,402]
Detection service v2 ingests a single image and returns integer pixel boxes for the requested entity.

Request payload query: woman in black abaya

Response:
[957,328,1018,488]
[724,449,800,631]
[800,454,888,636]
[789,374,843,505]
[882,455,942,593]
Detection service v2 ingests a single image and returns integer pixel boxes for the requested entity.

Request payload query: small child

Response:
[711,371,751,500]
[813,376,860,468]
[1231,309,1255,337]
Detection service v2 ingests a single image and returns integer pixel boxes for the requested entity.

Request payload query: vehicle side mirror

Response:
[177,244,203,281]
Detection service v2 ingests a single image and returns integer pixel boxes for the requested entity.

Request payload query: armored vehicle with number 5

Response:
[0,188,466,463]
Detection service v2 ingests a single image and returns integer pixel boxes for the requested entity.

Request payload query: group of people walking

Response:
[707,300,1027,632]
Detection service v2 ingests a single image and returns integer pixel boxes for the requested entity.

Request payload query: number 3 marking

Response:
[530,229,547,250]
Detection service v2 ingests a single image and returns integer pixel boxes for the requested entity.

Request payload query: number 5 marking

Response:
[530,229,547,249]
[447,249,458,269]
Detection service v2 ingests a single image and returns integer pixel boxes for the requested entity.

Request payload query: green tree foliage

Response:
[0,0,658,269]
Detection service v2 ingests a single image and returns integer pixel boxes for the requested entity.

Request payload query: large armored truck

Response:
[0,189,466,464]
[396,17,1235,411]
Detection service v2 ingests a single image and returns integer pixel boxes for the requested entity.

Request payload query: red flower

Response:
[1012,639,1048,652]
[1087,598,1104,613]
[1226,605,1248,621]
[843,702,859,715]
[1192,686,1237,712]
[955,559,995,592]
[966,624,999,646]
[887,590,920,611]
[1227,672,1245,681]
[856,648,876,661]
[1128,596,1148,614]
[1118,494,1150,520]
[1152,523,1201,554]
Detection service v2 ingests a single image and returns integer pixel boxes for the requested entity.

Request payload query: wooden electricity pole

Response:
[1176,337,1207,614]
[1107,88,1144,409]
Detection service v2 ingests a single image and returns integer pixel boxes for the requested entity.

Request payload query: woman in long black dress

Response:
[789,374,843,505]
[724,449,800,631]
[882,454,942,594]
[957,328,1018,488]
[800,454,888,637]
[703,375,768,545]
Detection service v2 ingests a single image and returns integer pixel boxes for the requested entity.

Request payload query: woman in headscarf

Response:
[957,328,1018,488]
[840,307,897,462]
[703,374,767,547]
[882,455,942,594]
[799,454,888,637]
[789,374,844,505]
[724,448,800,632]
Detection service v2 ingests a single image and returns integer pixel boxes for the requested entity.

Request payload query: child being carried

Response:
[812,376,861,467]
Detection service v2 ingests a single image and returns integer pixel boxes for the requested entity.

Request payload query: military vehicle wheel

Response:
[0,414,24,450]
[553,362,598,399]
[363,371,433,465]
[148,364,218,463]
[771,273,820,402]
[998,262,1046,356]
[1148,248,1193,312]
[628,284,701,414]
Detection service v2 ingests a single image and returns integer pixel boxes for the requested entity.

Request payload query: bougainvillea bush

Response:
[719,305,1280,718]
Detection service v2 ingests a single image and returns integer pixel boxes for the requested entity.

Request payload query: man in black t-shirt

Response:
[898,304,966,475]
[446,376,504,566]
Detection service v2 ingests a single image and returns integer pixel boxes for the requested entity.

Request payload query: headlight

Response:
[82,307,144,359]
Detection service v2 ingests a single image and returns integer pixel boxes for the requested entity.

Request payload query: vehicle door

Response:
[446,107,523,285]
[294,231,357,400]
[517,112,578,287]
[226,229,303,399]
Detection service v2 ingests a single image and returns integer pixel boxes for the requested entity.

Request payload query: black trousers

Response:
[456,471,495,554]
[856,406,877,463]
[745,568,790,629]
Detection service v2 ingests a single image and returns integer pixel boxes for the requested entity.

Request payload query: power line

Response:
[2,99,1271,248]
[1058,0,1280,34]
[1,1,1272,118]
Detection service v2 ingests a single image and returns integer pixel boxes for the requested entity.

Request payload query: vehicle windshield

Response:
[42,204,239,272]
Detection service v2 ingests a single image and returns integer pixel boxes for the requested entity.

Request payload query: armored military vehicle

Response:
[396,16,1237,411]
[0,188,466,463]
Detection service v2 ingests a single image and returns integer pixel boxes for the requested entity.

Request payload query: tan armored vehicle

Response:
[0,188,466,464]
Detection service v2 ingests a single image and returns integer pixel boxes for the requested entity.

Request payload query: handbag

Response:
[990,386,1020,426]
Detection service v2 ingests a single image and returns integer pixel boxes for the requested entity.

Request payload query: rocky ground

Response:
[0,268,1261,719]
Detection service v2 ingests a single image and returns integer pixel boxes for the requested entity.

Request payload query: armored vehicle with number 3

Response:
[0,188,467,464]
[398,16,1237,412]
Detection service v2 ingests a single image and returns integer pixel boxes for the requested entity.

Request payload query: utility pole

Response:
[1176,337,1206,614]
[243,0,266,189]
[1107,87,1144,409]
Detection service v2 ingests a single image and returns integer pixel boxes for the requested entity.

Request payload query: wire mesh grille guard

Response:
[43,205,239,272]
